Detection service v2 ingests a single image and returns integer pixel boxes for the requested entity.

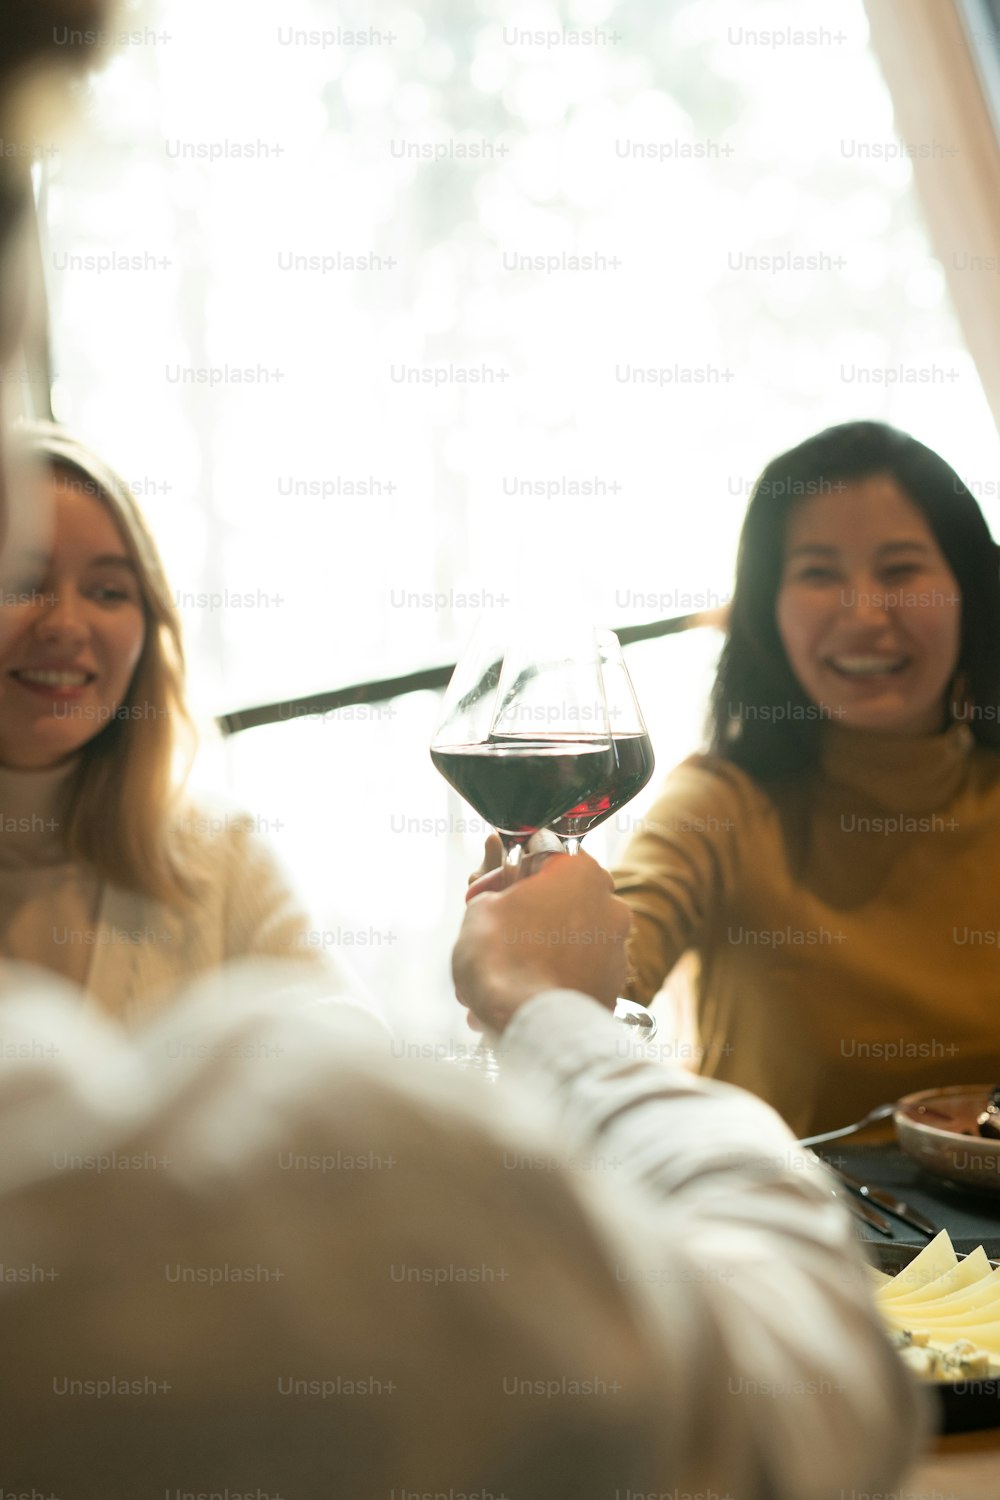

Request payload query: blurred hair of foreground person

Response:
[0,422,358,1022]
[615,420,1000,1136]
[0,1,110,561]
[0,851,925,1499]
[0,0,108,355]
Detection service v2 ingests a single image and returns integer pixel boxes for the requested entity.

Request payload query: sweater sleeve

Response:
[219,815,316,964]
[612,755,745,1006]
[499,990,929,1500]
[215,814,372,1010]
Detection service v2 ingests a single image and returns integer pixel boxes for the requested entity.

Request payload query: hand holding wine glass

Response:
[453,848,631,1033]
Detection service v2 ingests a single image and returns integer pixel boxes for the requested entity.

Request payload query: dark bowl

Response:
[894,1085,1000,1196]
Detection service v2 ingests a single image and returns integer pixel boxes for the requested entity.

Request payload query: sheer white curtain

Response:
[865,0,1000,438]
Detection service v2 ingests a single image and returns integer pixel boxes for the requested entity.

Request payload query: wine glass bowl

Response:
[430,618,614,878]
[549,628,655,852]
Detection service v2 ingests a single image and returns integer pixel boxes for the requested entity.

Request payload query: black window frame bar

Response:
[216,611,720,737]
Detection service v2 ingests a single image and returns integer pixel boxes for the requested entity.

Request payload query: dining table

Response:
[818,1138,1000,1499]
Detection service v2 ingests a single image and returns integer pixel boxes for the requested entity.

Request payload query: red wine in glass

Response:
[549,731,655,845]
[432,734,616,844]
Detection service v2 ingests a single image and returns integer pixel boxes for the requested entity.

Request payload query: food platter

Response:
[867,1236,1000,1432]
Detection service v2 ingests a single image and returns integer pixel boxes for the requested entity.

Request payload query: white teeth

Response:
[14,670,89,686]
[829,656,906,676]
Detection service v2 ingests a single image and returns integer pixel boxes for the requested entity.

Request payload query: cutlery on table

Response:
[832,1186,894,1236]
[798,1102,896,1149]
[804,1148,894,1235]
[828,1164,937,1238]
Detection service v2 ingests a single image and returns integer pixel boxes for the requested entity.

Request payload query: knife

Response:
[830,1165,937,1237]
[829,1183,895,1236]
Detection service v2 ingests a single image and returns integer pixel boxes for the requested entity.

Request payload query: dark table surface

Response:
[818,1142,1000,1256]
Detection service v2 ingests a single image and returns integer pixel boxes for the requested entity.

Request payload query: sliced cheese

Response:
[879,1252,995,1316]
[910,1318,1000,1356]
[884,1293,1000,1330]
[876,1231,956,1303]
[877,1240,1000,1377]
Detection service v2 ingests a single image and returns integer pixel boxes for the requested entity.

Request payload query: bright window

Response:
[42,0,1000,1030]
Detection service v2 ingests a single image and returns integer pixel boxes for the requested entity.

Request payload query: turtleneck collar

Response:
[0,755,79,866]
[819,721,974,813]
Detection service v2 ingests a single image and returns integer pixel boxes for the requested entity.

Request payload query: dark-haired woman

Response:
[614,420,1000,1136]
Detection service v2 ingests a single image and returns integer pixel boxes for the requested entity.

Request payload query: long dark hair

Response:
[710,420,1000,775]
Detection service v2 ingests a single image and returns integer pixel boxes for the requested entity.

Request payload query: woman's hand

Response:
[466,831,564,901]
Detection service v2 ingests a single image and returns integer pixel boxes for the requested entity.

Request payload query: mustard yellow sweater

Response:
[613,722,1000,1136]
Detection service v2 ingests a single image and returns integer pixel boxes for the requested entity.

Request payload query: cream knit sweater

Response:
[0,758,352,1025]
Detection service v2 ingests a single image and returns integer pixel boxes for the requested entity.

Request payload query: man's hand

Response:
[452,851,631,1034]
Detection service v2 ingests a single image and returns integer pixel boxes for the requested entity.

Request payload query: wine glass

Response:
[549,628,657,1038]
[549,627,656,852]
[432,618,658,1052]
[430,617,614,885]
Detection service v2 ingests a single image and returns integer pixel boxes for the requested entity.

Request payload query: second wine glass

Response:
[549,627,655,853]
[548,627,658,1038]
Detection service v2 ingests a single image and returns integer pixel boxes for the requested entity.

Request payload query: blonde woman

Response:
[0,421,345,1022]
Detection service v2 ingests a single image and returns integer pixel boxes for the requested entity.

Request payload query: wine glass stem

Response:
[563,837,582,856]
[499,837,525,888]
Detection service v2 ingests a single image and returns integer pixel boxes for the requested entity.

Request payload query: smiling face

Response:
[775,474,962,736]
[0,471,146,768]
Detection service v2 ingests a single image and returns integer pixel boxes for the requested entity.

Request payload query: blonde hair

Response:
[14,421,196,904]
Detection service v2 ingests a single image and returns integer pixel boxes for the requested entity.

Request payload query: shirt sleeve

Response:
[499,989,929,1500]
[612,755,745,1005]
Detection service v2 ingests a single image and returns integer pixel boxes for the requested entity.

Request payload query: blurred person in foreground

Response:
[611,421,1000,1135]
[0,422,357,1022]
[0,852,924,1499]
[0,8,925,1499]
